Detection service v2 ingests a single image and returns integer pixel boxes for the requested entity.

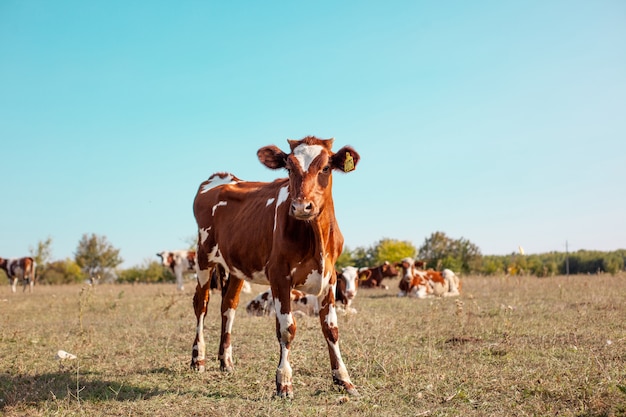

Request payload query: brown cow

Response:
[0,257,36,293]
[192,136,360,398]
[358,261,398,289]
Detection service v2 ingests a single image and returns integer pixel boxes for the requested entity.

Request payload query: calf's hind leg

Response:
[218,275,245,372]
[190,267,213,372]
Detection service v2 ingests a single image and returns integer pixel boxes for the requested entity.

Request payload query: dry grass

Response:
[1,274,625,416]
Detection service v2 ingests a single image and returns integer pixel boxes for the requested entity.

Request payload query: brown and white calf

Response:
[396,258,461,298]
[420,268,461,297]
[358,261,398,289]
[156,250,197,291]
[192,136,360,398]
[246,266,362,317]
[335,266,360,313]
[396,257,428,298]
[0,257,36,293]
[246,287,320,317]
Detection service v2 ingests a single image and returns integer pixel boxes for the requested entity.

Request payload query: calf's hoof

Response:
[190,360,206,373]
[334,377,359,396]
[275,384,294,399]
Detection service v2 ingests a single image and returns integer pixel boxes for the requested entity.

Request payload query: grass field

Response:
[1,274,625,416]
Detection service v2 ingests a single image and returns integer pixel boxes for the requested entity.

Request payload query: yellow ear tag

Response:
[344,152,355,172]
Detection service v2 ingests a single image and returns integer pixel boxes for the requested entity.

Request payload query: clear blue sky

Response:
[1,1,625,268]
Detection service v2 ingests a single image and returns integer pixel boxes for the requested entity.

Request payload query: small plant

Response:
[78,285,93,333]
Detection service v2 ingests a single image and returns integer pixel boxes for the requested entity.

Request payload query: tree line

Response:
[5,232,624,286]
[338,232,625,277]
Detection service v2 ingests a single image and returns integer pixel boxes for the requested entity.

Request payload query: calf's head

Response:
[156,251,173,267]
[257,136,360,221]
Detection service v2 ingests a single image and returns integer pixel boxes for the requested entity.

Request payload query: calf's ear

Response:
[331,146,360,173]
[258,145,288,170]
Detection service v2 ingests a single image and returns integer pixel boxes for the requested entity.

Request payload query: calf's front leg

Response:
[318,288,359,396]
[273,287,297,399]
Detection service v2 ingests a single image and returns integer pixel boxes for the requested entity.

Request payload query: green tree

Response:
[481,256,505,275]
[118,260,174,284]
[418,231,452,269]
[39,258,85,284]
[450,237,482,273]
[350,246,375,268]
[74,233,123,281]
[336,248,354,269]
[418,231,481,273]
[373,238,416,265]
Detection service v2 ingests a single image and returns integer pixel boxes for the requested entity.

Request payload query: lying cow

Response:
[396,258,461,298]
[0,256,36,293]
[396,258,428,298]
[425,268,460,297]
[336,266,361,313]
[247,266,362,316]
[358,261,398,289]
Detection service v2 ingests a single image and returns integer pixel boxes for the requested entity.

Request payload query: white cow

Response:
[156,250,197,291]
[157,250,252,293]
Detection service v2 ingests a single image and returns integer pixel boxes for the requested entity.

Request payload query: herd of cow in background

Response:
[154,250,462,317]
[1,251,461,302]
[2,137,462,399]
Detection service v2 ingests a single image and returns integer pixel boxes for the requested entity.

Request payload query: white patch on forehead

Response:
[341,266,358,281]
[200,174,237,193]
[341,266,359,292]
[293,144,324,172]
[266,197,275,206]
[212,201,227,216]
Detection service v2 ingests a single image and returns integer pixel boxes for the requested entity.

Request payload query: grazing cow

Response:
[0,257,36,293]
[192,136,360,398]
[358,261,398,289]
[156,250,197,291]
[246,266,362,317]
